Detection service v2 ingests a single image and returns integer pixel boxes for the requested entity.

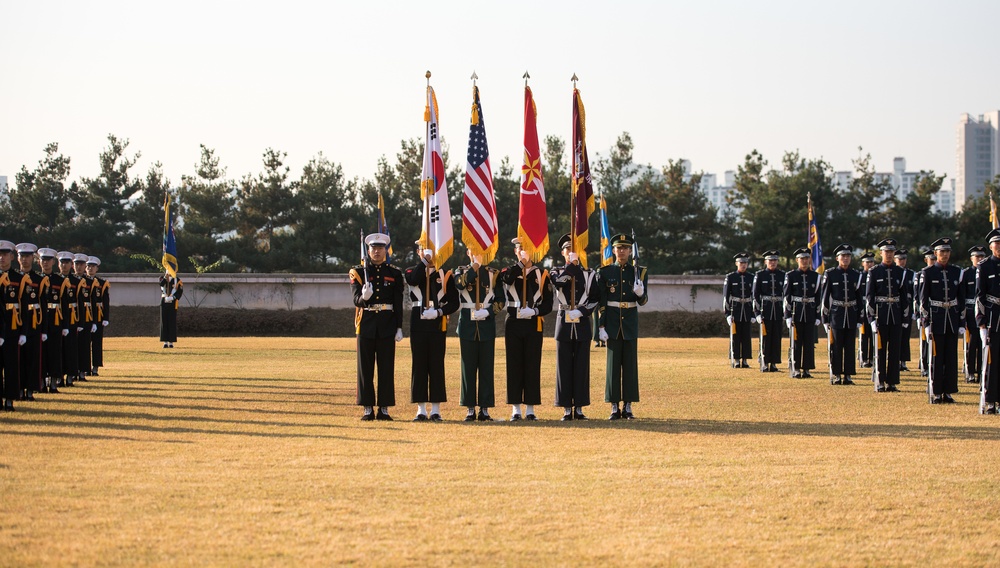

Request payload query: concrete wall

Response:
[103,273,726,312]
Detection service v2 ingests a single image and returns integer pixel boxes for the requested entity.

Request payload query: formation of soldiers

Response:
[349,231,648,422]
[0,241,110,412]
[724,232,1000,413]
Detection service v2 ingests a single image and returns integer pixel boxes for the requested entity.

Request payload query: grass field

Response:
[2,337,999,567]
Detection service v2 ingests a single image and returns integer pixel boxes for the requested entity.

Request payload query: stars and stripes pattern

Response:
[461,84,499,264]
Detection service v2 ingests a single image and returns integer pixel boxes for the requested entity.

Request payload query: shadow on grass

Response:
[40,398,334,418]
[28,407,342,431]
[74,391,333,406]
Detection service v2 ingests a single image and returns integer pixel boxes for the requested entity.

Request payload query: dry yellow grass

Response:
[2,336,999,567]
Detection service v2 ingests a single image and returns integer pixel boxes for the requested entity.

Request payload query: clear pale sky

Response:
[2,0,998,192]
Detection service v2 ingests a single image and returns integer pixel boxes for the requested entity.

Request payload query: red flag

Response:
[461,84,499,264]
[518,86,548,262]
[571,87,595,268]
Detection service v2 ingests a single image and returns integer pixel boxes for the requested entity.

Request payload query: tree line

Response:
[3,133,999,274]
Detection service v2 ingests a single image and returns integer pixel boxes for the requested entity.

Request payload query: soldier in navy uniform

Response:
[87,256,110,376]
[821,244,862,385]
[74,253,95,380]
[158,270,183,349]
[865,239,910,392]
[961,246,987,383]
[58,251,80,387]
[857,252,876,368]
[895,249,914,371]
[920,237,965,404]
[500,237,553,421]
[783,248,821,378]
[0,240,21,411]
[596,233,648,420]
[453,249,503,422]
[724,252,755,368]
[15,243,46,401]
[976,229,1000,413]
[351,233,404,421]
[405,242,459,422]
[550,234,597,421]
[752,250,784,372]
[38,248,67,394]
[916,248,936,377]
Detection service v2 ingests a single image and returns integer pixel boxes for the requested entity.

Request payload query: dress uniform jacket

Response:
[60,271,81,381]
[77,275,95,373]
[158,276,183,343]
[41,271,68,382]
[351,261,404,408]
[1,269,26,402]
[18,269,48,393]
[920,262,964,396]
[783,269,821,375]
[597,262,648,403]
[865,262,910,387]
[752,268,785,369]
[405,262,459,404]
[976,255,1000,405]
[821,266,862,378]
[960,265,982,382]
[724,270,754,363]
[453,264,503,409]
[500,262,554,406]
[551,262,598,408]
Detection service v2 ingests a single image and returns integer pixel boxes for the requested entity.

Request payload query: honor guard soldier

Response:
[74,253,95,380]
[58,251,80,387]
[551,234,598,421]
[865,239,910,392]
[0,240,21,411]
[857,252,876,368]
[87,257,109,376]
[16,243,47,400]
[821,244,863,385]
[920,237,964,404]
[916,248,936,376]
[962,246,987,383]
[38,248,67,393]
[158,270,183,349]
[500,238,553,421]
[976,229,1000,413]
[895,249,915,371]
[752,250,785,372]
[351,233,404,421]
[453,249,503,422]
[724,252,755,368]
[783,248,821,378]
[405,243,459,422]
[596,233,648,420]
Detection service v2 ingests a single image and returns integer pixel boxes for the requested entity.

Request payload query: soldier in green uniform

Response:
[453,250,504,422]
[597,233,648,420]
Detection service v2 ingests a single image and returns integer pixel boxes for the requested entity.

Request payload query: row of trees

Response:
[2,133,999,274]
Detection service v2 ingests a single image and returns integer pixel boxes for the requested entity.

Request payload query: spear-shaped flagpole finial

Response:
[523,70,530,86]
[571,73,578,87]
[471,71,478,84]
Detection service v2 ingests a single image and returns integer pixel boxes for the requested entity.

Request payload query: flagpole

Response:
[471,70,482,311]
[522,70,531,308]
[423,70,433,309]
[569,73,579,311]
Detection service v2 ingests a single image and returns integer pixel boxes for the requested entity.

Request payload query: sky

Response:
[2,0,998,194]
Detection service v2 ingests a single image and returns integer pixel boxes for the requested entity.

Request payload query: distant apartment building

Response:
[0,175,7,192]
[956,111,1000,211]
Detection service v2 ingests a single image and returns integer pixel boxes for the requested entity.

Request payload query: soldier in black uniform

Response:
[821,244,862,385]
[961,246,987,383]
[783,248,821,378]
[550,234,597,421]
[857,252,876,368]
[158,270,183,349]
[38,248,67,393]
[752,250,784,373]
[74,253,95,379]
[15,243,46,400]
[453,249,503,422]
[405,243,459,422]
[976,229,1000,414]
[724,252,755,368]
[916,248,935,377]
[920,237,964,404]
[58,251,80,387]
[500,238,553,421]
[87,256,110,375]
[865,239,910,392]
[0,240,21,411]
[895,249,915,372]
[351,233,404,421]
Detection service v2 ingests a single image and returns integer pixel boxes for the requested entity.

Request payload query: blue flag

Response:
[599,193,613,266]
[162,192,178,277]
[808,197,823,274]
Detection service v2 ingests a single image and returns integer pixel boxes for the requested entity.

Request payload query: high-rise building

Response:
[956,111,1000,211]
[0,175,7,192]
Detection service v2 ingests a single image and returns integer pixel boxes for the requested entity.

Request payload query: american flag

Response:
[461,84,499,264]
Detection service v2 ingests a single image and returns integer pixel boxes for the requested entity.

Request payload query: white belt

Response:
[47,303,60,309]
[607,301,637,309]
[987,295,1000,306]
[830,300,856,307]
[791,296,815,303]
[730,297,753,303]
[875,296,899,303]
[761,295,782,302]
[965,299,976,306]
[363,304,393,312]
[28,303,41,310]
[928,300,957,308]
[507,301,522,308]
[461,302,491,309]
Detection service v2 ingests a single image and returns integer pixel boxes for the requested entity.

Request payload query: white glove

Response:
[91,324,98,333]
[102,320,109,327]
[361,282,373,301]
[857,322,862,329]
[518,250,529,262]
[926,330,933,341]
[633,282,645,297]
[41,333,48,342]
[76,327,83,332]
[902,322,909,328]
[473,308,490,320]
[981,327,989,346]
[165,295,174,302]
[814,319,820,327]
[422,248,434,260]
[0,338,3,347]
[62,329,69,337]
[755,315,762,324]
[871,322,879,335]
[823,324,830,334]
[598,327,609,342]
[567,309,583,320]
[726,316,734,327]
[420,308,439,320]
[568,252,579,264]
[785,318,793,329]
[959,327,966,336]
[18,335,26,346]
[395,328,403,342]
[517,307,535,319]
